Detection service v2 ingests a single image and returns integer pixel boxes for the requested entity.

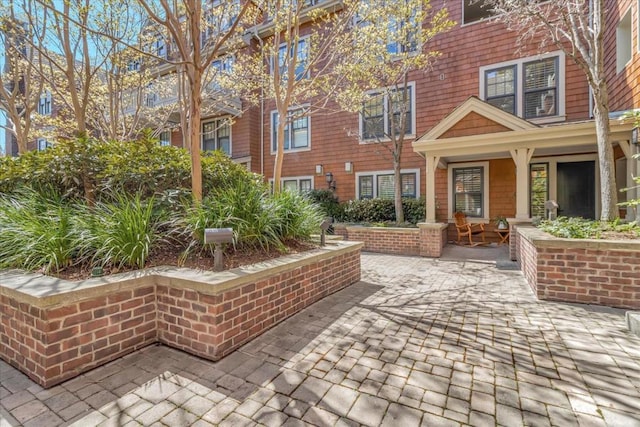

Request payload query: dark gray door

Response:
[557,161,595,219]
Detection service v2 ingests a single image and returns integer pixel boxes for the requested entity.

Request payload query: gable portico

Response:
[413,97,638,224]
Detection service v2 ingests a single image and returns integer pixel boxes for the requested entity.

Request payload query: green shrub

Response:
[0,135,259,202]
[339,197,426,224]
[0,189,83,272]
[306,189,343,219]
[538,216,640,239]
[271,190,324,240]
[79,194,163,269]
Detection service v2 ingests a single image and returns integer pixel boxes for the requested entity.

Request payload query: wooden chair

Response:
[454,211,486,245]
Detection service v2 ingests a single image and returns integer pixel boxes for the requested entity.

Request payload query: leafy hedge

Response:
[0,134,259,201]
[538,216,640,239]
[338,197,426,224]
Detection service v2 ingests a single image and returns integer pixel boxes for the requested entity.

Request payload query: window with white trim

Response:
[37,138,52,151]
[617,7,632,72]
[480,53,563,120]
[202,0,238,46]
[453,166,484,217]
[274,38,308,80]
[361,84,414,140]
[208,56,234,91]
[282,177,313,193]
[357,170,418,199]
[159,131,171,146]
[462,0,495,24]
[202,119,231,155]
[38,91,51,115]
[448,162,489,219]
[271,108,310,152]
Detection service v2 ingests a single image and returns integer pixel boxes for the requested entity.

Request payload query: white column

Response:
[425,155,440,223]
[510,148,534,220]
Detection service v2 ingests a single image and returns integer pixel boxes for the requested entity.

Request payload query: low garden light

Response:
[204,228,234,271]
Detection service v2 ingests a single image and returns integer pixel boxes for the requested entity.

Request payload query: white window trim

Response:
[616,6,633,73]
[202,117,232,155]
[355,168,420,199]
[479,51,566,122]
[37,138,52,151]
[38,91,52,116]
[269,176,315,192]
[447,161,490,222]
[358,81,417,143]
[271,36,310,79]
[270,106,311,155]
[460,0,499,27]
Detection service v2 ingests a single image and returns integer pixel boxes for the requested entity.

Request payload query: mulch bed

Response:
[43,240,318,281]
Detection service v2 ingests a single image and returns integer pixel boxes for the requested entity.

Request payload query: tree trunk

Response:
[393,156,404,223]
[189,67,203,203]
[592,90,617,221]
[273,110,287,194]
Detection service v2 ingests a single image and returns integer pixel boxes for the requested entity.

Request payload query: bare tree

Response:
[0,7,43,154]
[486,0,618,220]
[135,0,257,202]
[336,0,453,222]
[247,0,379,193]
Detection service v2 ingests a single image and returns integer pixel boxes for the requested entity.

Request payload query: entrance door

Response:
[557,161,595,219]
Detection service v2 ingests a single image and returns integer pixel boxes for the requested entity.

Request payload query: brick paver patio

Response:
[1,253,640,426]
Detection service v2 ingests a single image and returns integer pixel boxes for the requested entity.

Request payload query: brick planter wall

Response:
[0,242,362,388]
[333,223,448,257]
[515,226,640,309]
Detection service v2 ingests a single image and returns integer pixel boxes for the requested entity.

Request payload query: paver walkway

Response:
[1,253,640,426]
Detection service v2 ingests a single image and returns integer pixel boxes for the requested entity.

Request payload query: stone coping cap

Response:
[0,241,363,308]
[417,222,449,231]
[516,225,640,251]
[345,226,420,233]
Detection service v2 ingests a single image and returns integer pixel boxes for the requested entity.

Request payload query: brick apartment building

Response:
[3,0,639,226]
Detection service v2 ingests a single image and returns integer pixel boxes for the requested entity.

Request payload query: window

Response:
[361,84,414,140]
[37,138,52,151]
[203,0,238,44]
[154,37,166,58]
[159,131,171,146]
[209,56,234,91]
[617,8,632,72]
[271,108,310,152]
[38,91,51,115]
[282,177,313,193]
[523,57,557,118]
[145,91,157,108]
[530,163,548,219]
[463,0,495,24]
[357,170,418,199]
[202,119,231,154]
[485,66,516,114]
[386,16,418,54]
[480,52,564,120]
[274,38,308,80]
[127,59,140,72]
[453,167,484,217]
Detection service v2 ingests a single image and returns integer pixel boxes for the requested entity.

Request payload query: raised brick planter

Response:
[333,223,448,257]
[514,226,640,309]
[0,241,362,388]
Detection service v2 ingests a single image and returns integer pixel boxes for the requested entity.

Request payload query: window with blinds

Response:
[453,167,483,217]
[272,108,309,152]
[202,119,231,155]
[524,57,557,118]
[358,173,416,199]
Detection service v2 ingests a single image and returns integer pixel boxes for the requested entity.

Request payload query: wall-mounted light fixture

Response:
[315,164,323,175]
[344,161,353,173]
[325,172,336,191]
[632,127,639,145]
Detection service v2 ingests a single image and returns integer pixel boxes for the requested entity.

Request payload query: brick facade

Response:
[515,226,640,309]
[0,242,362,388]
